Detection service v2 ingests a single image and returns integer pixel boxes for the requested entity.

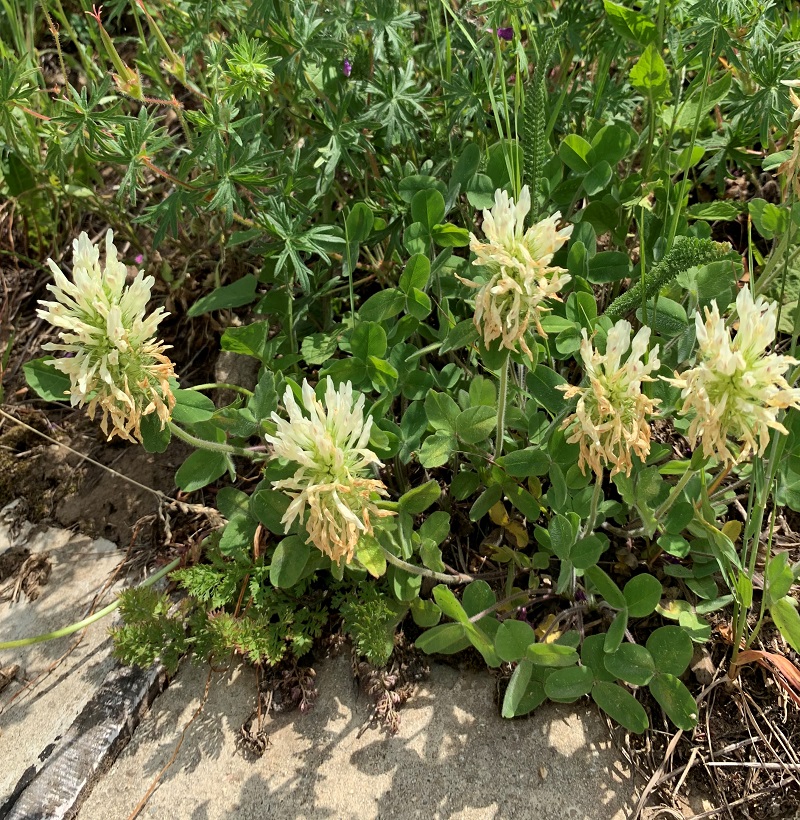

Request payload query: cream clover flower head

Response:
[459,185,573,357]
[264,378,394,564]
[37,230,175,443]
[560,321,661,477]
[667,286,800,464]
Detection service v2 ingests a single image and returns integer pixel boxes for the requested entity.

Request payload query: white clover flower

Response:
[264,378,393,564]
[667,286,800,464]
[37,230,175,442]
[560,321,660,477]
[459,185,573,357]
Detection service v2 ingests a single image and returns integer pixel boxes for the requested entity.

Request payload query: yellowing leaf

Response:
[534,614,562,643]
[504,520,530,549]
[721,520,741,544]
[489,501,510,526]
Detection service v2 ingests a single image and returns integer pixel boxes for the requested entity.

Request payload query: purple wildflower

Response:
[343,58,352,78]
[134,254,144,265]
[496,27,513,41]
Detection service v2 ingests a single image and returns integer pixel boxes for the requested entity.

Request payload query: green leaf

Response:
[419,540,445,572]
[603,0,657,44]
[216,487,251,520]
[140,413,171,453]
[765,552,795,607]
[432,584,469,623]
[175,450,229,492]
[686,201,741,221]
[269,535,311,589]
[4,151,35,196]
[462,580,496,618]
[456,405,496,444]
[527,366,569,415]
[419,511,451,545]
[623,574,662,618]
[629,43,670,102]
[399,175,446,203]
[548,514,576,561]
[649,674,698,730]
[355,535,387,578]
[559,134,593,174]
[220,322,271,362]
[571,536,606,570]
[450,142,481,192]
[636,298,688,338]
[346,202,374,243]
[398,479,441,514]
[585,565,628,610]
[771,596,800,654]
[749,199,789,240]
[588,251,631,284]
[440,319,479,354]
[497,448,550,477]
[592,681,649,733]
[584,161,613,195]
[431,223,470,247]
[411,598,442,628]
[399,254,431,293]
[546,463,569,512]
[351,322,387,360]
[406,288,432,320]
[581,634,616,682]
[218,514,257,559]
[646,626,693,676]
[502,658,547,717]
[469,484,503,521]
[389,564,422,602]
[589,124,632,165]
[658,534,691,558]
[418,431,455,468]
[604,609,629,654]
[187,274,258,317]
[465,173,495,209]
[359,289,406,322]
[172,389,217,425]
[495,620,537,662]
[251,489,291,534]
[415,622,471,655]
[23,358,71,402]
[544,666,595,702]
[425,390,460,433]
[604,643,656,686]
[526,642,580,667]
[411,188,446,231]
[248,371,278,421]
[504,484,540,521]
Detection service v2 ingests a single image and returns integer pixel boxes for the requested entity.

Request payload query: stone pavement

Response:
[1,506,642,820]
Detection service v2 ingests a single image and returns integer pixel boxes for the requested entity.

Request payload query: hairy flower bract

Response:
[37,230,175,442]
[560,321,660,477]
[667,286,800,463]
[460,185,572,357]
[265,378,393,564]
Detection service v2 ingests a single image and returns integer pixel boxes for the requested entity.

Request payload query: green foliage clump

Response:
[111,588,188,675]
[336,584,407,667]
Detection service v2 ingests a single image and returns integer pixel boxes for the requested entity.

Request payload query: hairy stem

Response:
[381,547,473,585]
[0,557,182,650]
[167,421,264,460]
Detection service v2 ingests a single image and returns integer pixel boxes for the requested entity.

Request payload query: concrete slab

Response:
[79,654,637,820]
[0,503,124,805]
